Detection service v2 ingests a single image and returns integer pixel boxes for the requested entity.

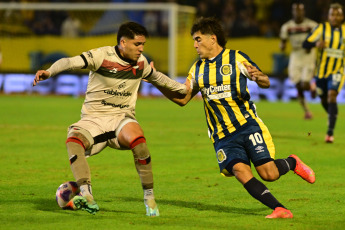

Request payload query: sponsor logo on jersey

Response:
[101,100,129,109]
[103,89,132,97]
[86,51,93,58]
[109,68,118,74]
[201,84,232,101]
[118,82,126,89]
[325,48,344,58]
[217,149,227,163]
[255,146,265,153]
[107,51,116,56]
[220,64,232,76]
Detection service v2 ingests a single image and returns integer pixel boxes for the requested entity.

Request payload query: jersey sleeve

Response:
[237,51,260,71]
[80,47,106,72]
[303,23,323,49]
[187,62,197,83]
[141,56,153,79]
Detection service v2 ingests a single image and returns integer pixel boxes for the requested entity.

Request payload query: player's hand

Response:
[243,62,260,81]
[33,70,50,86]
[316,40,325,49]
[243,62,270,88]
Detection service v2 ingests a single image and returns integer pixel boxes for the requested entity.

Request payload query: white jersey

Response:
[80,46,152,116]
[280,18,318,83]
[280,18,317,51]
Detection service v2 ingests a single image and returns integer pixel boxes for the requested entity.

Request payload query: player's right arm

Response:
[33,47,104,86]
[302,23,323,50]
[279,23,288,52]
[33,55,85,86]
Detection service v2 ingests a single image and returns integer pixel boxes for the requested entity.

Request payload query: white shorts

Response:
[288,51,316,84]
[68,112,138,157]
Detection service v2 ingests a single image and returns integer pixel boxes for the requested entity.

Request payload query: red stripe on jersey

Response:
[101,60,145,72]
[101,60,132,71]
[137,61,144,70]
[287,27,313,34]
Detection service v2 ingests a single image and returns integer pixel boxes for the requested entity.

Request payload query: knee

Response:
[259,171,279,182]
[328,91,338,103]
[66,129,93,150]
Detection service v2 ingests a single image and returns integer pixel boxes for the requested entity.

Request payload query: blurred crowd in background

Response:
[2,0,345,38]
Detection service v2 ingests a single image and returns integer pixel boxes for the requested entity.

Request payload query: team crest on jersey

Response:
[217,149,227,163]
[220,64,232,76]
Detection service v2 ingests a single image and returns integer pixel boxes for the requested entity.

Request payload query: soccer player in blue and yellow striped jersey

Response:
[303,3,345,143]
[157,17,316,218]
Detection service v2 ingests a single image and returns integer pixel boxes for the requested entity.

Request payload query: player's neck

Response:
[208,45,224,60]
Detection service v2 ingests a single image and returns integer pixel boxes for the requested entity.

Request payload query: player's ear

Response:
[120,37,126,47]
[211,35,217,45]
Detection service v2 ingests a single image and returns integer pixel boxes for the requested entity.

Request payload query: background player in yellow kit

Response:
[303,3,345,143]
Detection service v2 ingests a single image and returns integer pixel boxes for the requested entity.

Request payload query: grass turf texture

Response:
[0,94,344,230]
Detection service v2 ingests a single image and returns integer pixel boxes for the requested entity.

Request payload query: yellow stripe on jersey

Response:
[305,22,345,78]
[187,48,263,143]
[255,118,276,159]
[338,75,345,92]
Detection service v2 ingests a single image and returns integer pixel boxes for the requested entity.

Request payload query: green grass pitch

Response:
[0,95,344,229]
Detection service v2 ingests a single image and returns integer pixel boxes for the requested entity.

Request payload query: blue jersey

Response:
[187,49,265,143]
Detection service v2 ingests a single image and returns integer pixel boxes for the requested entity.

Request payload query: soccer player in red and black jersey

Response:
[33,22,187,216]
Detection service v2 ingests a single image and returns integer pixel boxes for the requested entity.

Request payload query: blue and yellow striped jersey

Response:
[187,49,261,143]
[304,22,345,78]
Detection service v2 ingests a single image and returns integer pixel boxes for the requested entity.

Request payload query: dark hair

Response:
[330,2,343,11]
[190,17,227,48]
[117,22,149,44]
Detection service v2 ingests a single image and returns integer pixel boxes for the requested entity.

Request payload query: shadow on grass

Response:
[29,198,136,215]
[121,197,266,216]
[12,197,266,216]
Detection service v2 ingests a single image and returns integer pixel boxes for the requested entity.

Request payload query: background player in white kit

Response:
[280,3,317,119]
[33,22,187,216]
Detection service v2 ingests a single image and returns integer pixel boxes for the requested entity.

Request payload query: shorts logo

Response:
[220,64,232,76]
[255,146,265,153]
[217,149,227,163]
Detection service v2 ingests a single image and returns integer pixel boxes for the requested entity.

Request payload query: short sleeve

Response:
[81,47,106,72]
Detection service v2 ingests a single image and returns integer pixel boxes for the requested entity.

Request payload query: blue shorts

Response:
[213,122,275,176]
[315,73,345,97]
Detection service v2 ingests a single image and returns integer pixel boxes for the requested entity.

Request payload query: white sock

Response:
[144,189,154,200]
[80,184,94,201]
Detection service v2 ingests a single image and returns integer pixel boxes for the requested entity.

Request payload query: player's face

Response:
[292,4,305,23]
[192,31,214,59]
[328,8,344,27]
[120,35,146,62]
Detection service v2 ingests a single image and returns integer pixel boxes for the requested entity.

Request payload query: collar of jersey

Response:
[204,48,225,64]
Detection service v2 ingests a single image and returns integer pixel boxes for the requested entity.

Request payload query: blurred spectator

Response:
[143,11,159,36]
[61,13,81,37]
[4,0,345,37]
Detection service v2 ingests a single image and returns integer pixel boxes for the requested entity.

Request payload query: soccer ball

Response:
[55,181,80,209]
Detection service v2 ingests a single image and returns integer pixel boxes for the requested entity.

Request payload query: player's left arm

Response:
[237,51,270,88]
[243,62,270,88]
[303,23,323,50]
